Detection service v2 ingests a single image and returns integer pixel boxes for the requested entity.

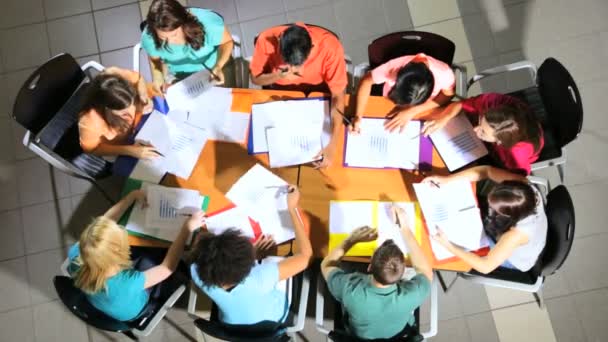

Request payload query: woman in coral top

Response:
[78,67,161,159]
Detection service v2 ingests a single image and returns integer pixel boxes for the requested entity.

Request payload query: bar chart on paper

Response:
[159,197,178,219]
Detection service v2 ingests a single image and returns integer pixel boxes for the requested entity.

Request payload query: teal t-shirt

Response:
[190,261,289,325]
[67,244,149,321]
[141,8,225,75]
[327,269,431,340]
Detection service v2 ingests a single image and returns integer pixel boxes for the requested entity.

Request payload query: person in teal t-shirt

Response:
[141,0,233,90]
[67,189,205,321]
[321,206,433,340]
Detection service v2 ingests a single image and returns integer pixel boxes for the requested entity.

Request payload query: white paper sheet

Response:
[266,127,322,168]
[205,206,255,238]
[345,118,420,169]
[165,69,215,109]
[377,202,417,254]
[429,114,488,171]
[225,164,295,243]
[251,99,330,153]
[413,181,484,259]
[145,184,203,229]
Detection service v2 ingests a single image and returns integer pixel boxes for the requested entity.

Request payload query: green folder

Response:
[118,178,210,242]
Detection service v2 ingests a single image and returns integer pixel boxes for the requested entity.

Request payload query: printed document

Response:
[429,114,488,171]
[165,69,214,109]
[266,126,323,167]
[205,206,255,238]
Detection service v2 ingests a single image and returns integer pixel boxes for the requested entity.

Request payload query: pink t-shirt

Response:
[460,93,544,175]
[370,53,455,98]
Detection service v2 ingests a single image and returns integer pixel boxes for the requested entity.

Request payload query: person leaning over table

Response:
[249,23,348,168]
[142,0,234,90]
[420,92,544,175]
[66,189,205,321]
[189,185,312,325]
[321,206,433,340]
[78,67,162,159]
[423,165,547,274]
[351,53,455,134]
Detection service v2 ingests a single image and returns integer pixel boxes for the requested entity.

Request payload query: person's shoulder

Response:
[191,8,224,25]
[398,274,431,296]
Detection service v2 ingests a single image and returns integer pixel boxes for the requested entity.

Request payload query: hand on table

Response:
[346,226,378,245]
[210,65,225,85]
[348,116,362,134]
[384,107,413,133]
[421,116,450,136]
[132,142,162,160]
[254,234,276,260]
[313,145,335,169]
[130,189,148,209]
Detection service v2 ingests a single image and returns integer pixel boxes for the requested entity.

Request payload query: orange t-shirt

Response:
[249,23,348,94]
[78,68,156,153]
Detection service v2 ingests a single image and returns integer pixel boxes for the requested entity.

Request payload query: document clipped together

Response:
[226,164,297,244]
[429,114,488,171]
[344,118,421,169]
[413,180,486,261]
[126,183,208,242]
[250,98,331,166]
[328,201,421,257]
[131,111,208,183]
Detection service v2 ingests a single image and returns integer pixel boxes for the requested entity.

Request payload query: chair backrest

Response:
[540,185,575,276]
[367,31,455,69]
[194,317,289,342]
[12,53,85,135]
[537,58,583,148]
[53,276,132,333]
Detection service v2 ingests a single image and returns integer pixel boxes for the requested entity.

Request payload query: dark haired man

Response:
[249,23,348,168]
[189,185,312,325]
[321,207,433,340]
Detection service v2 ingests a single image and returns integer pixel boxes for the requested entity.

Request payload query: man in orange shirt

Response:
[250,23,348,168]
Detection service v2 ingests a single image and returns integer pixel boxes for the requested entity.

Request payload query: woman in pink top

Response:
[421,93,544,175]
[351,53,455,133]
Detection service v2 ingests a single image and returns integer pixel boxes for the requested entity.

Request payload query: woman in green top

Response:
[142,0,234,90]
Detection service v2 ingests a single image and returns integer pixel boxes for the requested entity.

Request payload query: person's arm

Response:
[432,227,527,274]
[321,226,377,280]
[210,27,234,85]
[384,91,454,132]
[420,101,463,136]
[149,57,169,92]
[393,206,433,281]
[423,165,528,187]
[350,72,374,133]
[85,141,161,160]
[103,189,146,221]
[143,211,206,289]
[313,90,346,168]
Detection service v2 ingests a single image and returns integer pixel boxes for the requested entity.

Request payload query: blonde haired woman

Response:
[67,189,205,321]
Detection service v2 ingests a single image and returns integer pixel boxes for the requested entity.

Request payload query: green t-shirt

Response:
[327,269,430,340]
[141,8,225,75]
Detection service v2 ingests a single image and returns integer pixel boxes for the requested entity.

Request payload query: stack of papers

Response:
[131,111,208,183]
[344,118,421,169]
[126,184,206,242]
[429,114,488,171]
[251,99,331,166]
[226,164,296,244]
[328,201,421,257]
[167,87,249,144]
[205,206,256,238]
[413,180,485,261]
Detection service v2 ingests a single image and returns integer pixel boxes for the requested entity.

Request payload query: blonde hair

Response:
[73,216,132,293]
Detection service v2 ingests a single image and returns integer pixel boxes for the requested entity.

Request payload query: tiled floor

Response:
[0,0,607,341]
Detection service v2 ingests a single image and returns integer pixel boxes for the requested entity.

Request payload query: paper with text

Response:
[206,207,255,238]
[165,69,214,109]
[345,118,420,169]
[225,164,295,243]
[429,114,488,171]
[145,184,203,229]
[266,126,323,167]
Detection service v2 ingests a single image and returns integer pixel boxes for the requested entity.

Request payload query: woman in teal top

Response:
[141,0,234,89]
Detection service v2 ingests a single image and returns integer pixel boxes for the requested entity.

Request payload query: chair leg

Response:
[557,164,565,184]
[436,271,458,293]
[187,282,198,316]
[122,331,139,341]
[533,289,545,309]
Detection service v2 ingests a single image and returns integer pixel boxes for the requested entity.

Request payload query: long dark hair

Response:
[483,180,538,241]
[485,101,542,151]
[387,62,434,105]
[81,73,137,133]
[146,0,205,51]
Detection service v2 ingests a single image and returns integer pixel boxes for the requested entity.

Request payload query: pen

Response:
[336,109,353,126]
[202,63,220,82]
[429,180,441,188]
[459,205,476,212]
[411,132,421,140]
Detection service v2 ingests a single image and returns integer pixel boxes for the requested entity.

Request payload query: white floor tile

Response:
[492,303,556,342]
[466,312,500,342]
[0,210,25,261]
[568,182,608,238]
[0,0,45,29]
[570,288,608,342]
[427,317,472,342]
[235,0,285,22]
[0,162,21,211]
[484,285,535,310]
[16,158,71,207]
[0,23,50,72]
[416,18,473,63]
[3,68,37,122]
[21,198,75,254]
[100,47,136,70]
[286,3,340,38]
[94,3,142,52]
[0,257,31,312]
[0,307,35,342]
[490,2,529,53]
[91,0,134,11]
[190,0,239,25]
[579,79,608,132]
[560,234,608,294]
[0,118,16,161]
[546,295,587,342]
[382,0,415,33]
[407,0,460,27]
[548,32,608,84]
[47,13,99,58]
[461,12,498,59]
[333,0,388,43]
[238,13,288,58]
[43,0,92,20]
[11,121,37,160]
[32,300,89,342]
[26,248,67,305]
[284,0,328,11]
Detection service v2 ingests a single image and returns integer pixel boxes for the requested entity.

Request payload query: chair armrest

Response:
[132,43,142,72]
[286,270,310,333]
[353,62,370,80]
[421,275,438,339]
[60,257,71,277]
[527,175,551,199]
[134,284,186,336]
[81,60,105,73]
[231,35,242,59]
[451,63,468,99]
[459,273,543,292]
[314,272,331,335]
[467,61,537,90]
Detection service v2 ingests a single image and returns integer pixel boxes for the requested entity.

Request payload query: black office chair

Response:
[53,275,186,340]
[467,57,583,183]
[437,181,575,309]
[353,31,467,98]
[12,53,115,203]
[192,270,310,341]
[315,262,438,341]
